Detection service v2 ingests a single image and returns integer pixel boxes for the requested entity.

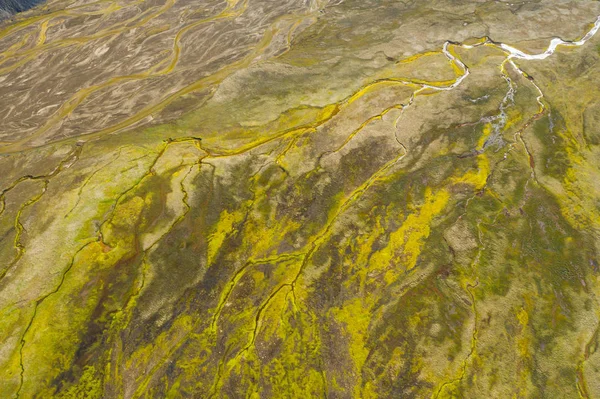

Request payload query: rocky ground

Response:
[1,0,600,397]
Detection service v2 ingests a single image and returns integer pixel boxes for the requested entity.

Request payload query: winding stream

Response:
[500,15,600,61]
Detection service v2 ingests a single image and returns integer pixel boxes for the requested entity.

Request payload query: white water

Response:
[422,41,479,92]
[403,15,600,152]
[430,15,600,95]
[392,16,600,146]
[500,16,600,61]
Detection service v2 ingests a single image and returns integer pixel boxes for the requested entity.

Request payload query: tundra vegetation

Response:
[1,0,600,397]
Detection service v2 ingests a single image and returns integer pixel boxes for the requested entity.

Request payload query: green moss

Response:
[57,366,103,399]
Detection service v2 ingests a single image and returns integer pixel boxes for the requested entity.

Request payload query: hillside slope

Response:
[1,1,600,397]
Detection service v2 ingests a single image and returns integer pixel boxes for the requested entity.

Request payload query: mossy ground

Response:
[1,1,600,398]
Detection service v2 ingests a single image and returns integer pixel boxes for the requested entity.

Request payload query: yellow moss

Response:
[445,45,466,76]
[317,103,339,121]
[503,108,523,131]
[477,123,492,150]
[331,298,371,382]
[398,50,442,65]
[347,80,405,105]
[514,305,534,396]
[207,209,245,265]
[351,213,387,290]
[126,315,199,397]
[517,308,529,326]
[250,270,265,284]
[452,123,491,190]
[462,146,491,191]
[242,215,302,259]
[127,315,194,371]
[256,284,292,342]
[516,307,530,359]
[543,125,600,230]
[110,195,145,227]
[361,345,416,398]
[263,104,337,135]
[56,366,102,399]
[370,187,450,282]
[165,379,182,399]
[363,382,378,399]
[19,235,135,396]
